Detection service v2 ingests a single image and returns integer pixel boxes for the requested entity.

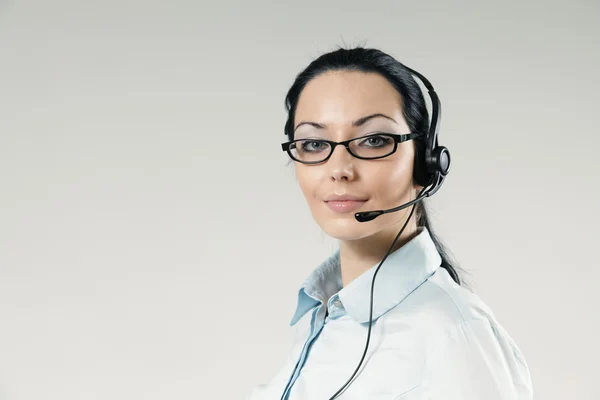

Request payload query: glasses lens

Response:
[290,140,332,163]
[349,134,396,159]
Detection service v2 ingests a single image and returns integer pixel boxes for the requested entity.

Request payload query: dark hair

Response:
[283,46,462,285]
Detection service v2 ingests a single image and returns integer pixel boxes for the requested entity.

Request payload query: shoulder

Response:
[389,267,496,331]
[387,267,529,368]
[386,268,533,398]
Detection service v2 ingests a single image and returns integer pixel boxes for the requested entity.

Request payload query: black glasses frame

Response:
[281,132,423,164]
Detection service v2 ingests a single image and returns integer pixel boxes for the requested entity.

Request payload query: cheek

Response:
[369,160,414,202]
[295,165,320,202]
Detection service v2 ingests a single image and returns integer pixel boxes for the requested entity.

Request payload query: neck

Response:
[339,217,420,287]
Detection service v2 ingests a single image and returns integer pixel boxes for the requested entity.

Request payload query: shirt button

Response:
[333,299,342,308]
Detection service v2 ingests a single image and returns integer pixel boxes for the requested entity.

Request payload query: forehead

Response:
[294,70,404,127]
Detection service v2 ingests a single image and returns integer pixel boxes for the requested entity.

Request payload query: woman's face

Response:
[293,70,421,241]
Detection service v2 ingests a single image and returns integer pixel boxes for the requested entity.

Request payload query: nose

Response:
[327,143,356,182]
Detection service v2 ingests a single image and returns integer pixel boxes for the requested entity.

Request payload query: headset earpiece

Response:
[415,144,451,190]
[412,140,426,187]
[432,146,451,176]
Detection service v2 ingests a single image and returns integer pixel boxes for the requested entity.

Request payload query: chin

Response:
[317,216,379,241]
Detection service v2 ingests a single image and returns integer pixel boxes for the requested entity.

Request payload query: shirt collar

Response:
[290,226,441,325]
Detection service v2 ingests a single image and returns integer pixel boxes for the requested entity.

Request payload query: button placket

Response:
[280,304,327,400]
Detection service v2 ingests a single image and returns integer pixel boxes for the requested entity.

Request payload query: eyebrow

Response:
[293,113,397,132]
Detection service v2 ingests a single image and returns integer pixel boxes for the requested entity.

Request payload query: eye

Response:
[299,140,330,153]
[359,134,392,148]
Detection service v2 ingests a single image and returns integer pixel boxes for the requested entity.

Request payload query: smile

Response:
[325,200,368,213]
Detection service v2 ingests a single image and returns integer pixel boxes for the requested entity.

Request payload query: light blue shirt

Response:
[248,227,533,399]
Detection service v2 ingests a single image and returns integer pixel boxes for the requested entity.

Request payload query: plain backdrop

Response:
[1,0,599,399]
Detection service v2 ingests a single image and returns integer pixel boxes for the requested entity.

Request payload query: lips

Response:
[324,194,369,213]
[324,194,368,202]
[325,199,367,213]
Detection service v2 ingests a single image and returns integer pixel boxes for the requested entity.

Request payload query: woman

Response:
[248,47,533,400]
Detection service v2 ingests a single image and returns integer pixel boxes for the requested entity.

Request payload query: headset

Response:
[354,65,451,223]
[326,65,451,399]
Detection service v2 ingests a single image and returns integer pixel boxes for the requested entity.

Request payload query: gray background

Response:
[1,0,599,399]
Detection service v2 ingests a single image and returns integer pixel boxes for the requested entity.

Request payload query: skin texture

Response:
[293,70,424,287]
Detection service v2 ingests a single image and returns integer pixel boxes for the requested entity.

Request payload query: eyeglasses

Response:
[281,132,423,164]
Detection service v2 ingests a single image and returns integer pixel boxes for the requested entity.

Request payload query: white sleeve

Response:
[417,319,533,400]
